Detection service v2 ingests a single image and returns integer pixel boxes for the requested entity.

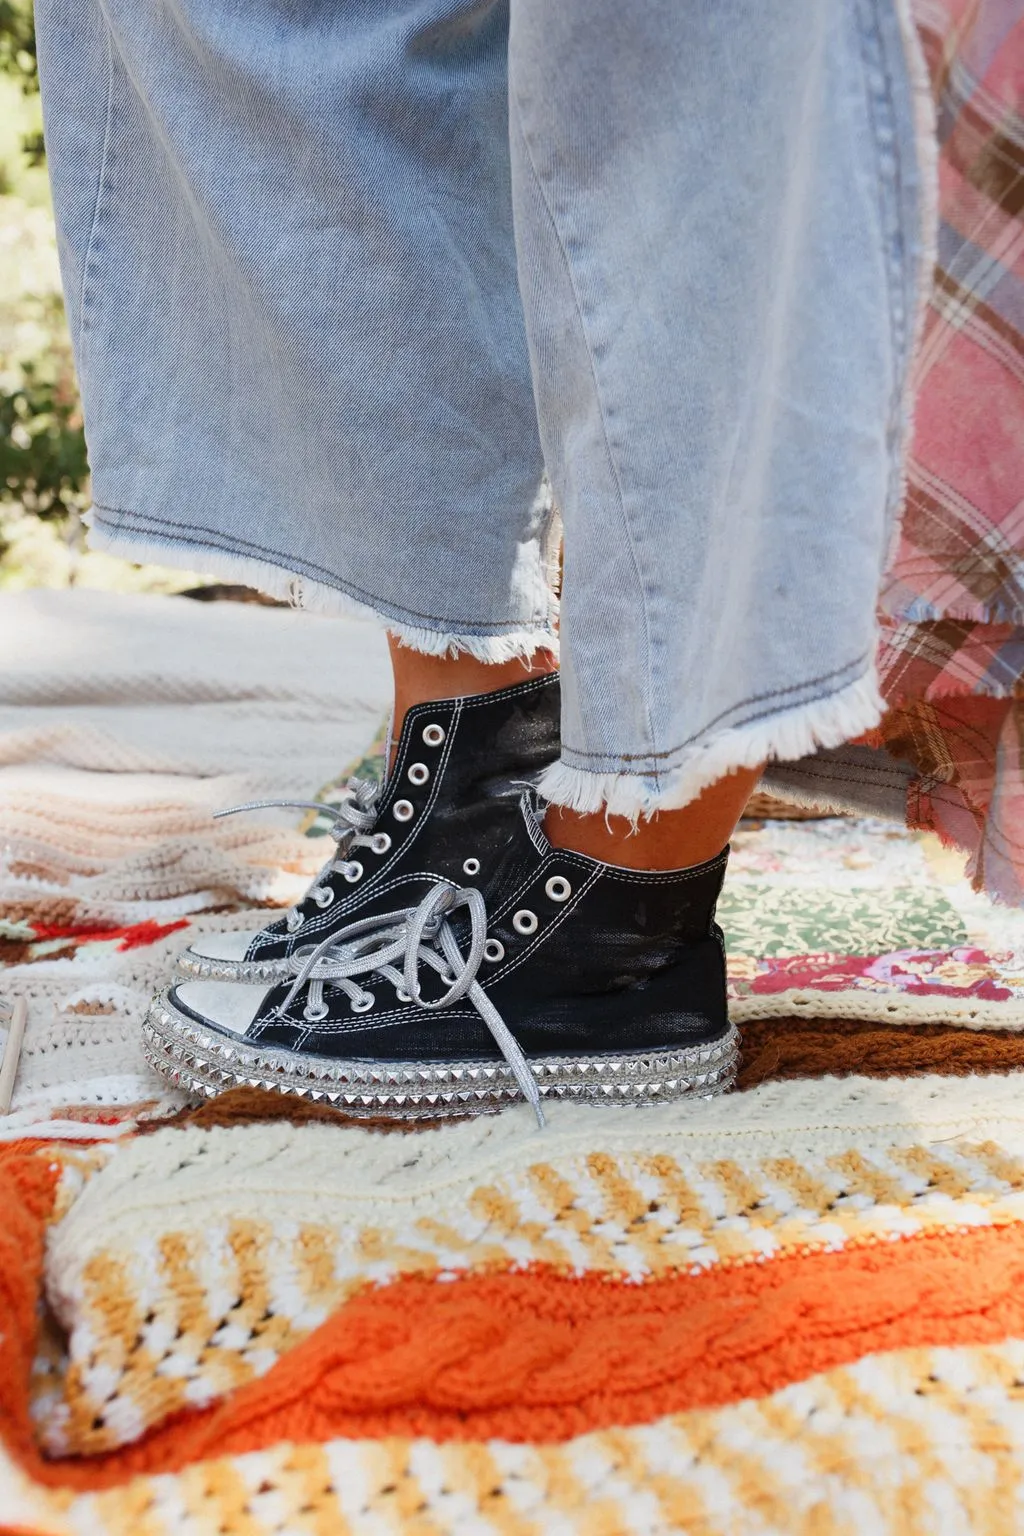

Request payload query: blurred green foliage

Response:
[0,361,89,517]
[0,0,36,85]
[0,0,90,556]
[0,0,42,163]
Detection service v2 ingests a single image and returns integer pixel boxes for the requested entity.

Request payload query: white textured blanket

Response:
[0,588,391,1132]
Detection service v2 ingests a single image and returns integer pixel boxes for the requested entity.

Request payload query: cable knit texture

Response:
[27,1079,1024,1459]
[8,590,1024,1530]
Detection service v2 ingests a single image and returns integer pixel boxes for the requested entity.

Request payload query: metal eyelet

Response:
[393,799,415,822]
[303,1003,329,1023]
[408,762,430,786]
[545,875,573,903]
[483,939,505,963]
[350,993,374,1014]
[395,987,412,1003]
[463,857,480,877]
[512,909,538,935]
[422,723,445,747]
[286,911,303,934]
[312,888,334,909]
[371,832,392,855]
[342,862,363,883]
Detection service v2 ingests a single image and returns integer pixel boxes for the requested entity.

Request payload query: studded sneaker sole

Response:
[143,997,739,1117]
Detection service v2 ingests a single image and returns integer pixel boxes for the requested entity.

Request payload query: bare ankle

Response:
[544,766,761,870]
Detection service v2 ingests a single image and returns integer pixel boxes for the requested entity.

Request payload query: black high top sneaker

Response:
[145,795,738,1123]
[175,674,562,985]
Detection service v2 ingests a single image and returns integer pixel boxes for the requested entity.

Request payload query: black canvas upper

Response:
[244,672,561,964]
[179,797,731,1064]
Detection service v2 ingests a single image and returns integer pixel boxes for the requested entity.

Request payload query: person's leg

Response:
[35,0,769,878]
[35,0,578,1010]
[35,0,555,659]
[376,0,930,881]
[153,0,930,1120]
[509,0,929,840]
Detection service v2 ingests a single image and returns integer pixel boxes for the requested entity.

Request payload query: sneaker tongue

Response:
[519,789,551,848]
[382,710,395,787]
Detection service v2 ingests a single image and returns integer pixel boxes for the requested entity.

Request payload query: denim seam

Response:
[508,83,660,783]
[765,767,914,789]
[853,0,911,534]
[92,503,554,633]
[560,654,873,766]
[77,12,115,369]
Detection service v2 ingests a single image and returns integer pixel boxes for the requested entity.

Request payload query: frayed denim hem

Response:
[86,508,560,664]
[539,669,885,820]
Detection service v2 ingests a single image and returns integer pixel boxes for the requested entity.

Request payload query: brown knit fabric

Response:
[737,1017,1024,1090]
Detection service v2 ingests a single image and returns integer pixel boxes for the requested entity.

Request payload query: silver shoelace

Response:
[277,881,545,1127]
[215,777,382,933]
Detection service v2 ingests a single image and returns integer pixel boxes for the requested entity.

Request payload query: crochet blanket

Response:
[5,588,1024,1532]
[8,1082,1024,1531]
[0,588,392,1136]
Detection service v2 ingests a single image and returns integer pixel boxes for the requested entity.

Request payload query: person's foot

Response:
[176,673,562,984]
[145,795,737,1123]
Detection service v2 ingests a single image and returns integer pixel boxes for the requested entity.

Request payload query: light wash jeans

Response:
[36,0,931,815]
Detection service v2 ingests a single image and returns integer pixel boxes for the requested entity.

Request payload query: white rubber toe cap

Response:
[186,931,262,963]
[174,980,269,1037]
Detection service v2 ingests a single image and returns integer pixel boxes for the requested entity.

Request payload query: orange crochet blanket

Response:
[7,1073,1024,1532]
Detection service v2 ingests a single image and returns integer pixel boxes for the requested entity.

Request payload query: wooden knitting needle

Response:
[0,998,28,1114]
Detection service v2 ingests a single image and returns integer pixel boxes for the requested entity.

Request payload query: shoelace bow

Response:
[215,778,382,931]
[278,881,545,1127]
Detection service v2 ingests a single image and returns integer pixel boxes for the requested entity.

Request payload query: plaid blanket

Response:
[877,0,1024,902]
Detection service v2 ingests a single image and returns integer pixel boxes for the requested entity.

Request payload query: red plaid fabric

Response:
[876,1,1024,902]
